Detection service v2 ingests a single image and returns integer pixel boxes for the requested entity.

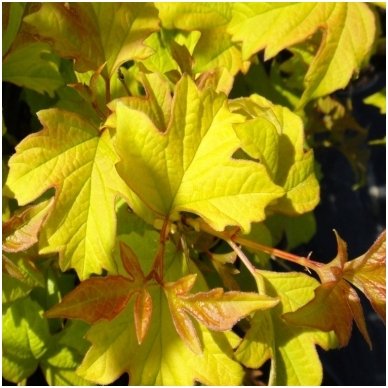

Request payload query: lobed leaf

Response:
[3,255,45,304]
[231,95,319,215]
[114,74,283,232]
[3,42,64,97]
[45,276,135,324]
[40,321,92,386]
[284,279,371,348]
[77,249,245,385]
[156,3,232,30]
[228,3,376,105]
[165,273,278,354]
[344,230,386,321]
[3,297,51,383]
[284,231,386,348]
[6,109,132,279]
[45,240,152,329]
[24,3,159,78]
[236,270,337,386]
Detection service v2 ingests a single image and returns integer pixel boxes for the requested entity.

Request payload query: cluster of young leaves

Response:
[3,2,386,386]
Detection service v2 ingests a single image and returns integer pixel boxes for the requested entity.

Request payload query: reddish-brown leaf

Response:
[284,279,371,348]
[134,288,153,344]
[164,274,278,353]
[45,276,136,323]
[284,231,386,348]
[3,199,53,253]
[119,241,146,285]
[344,230,386,321]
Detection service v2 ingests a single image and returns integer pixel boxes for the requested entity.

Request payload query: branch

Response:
[186,218,322,273]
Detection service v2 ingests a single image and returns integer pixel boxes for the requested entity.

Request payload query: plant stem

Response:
[104,74,111,104]
[187,218,322,273]
[152,218,170,283]
[226,239,257,277]
[236,235,322,272]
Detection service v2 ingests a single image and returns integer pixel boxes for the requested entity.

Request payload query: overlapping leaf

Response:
[150,4,245,80]
[3,199,53,253]
[76,246,246,385]
[6,109,132,279]
[231,95,319,215]
[235,270,337,385]
[3,42,64,96]
[132,4,242,89]
[24,3,159,78]
[40,321,92,386]
[3,297,51,383]
[113,75,283,232]
[3,255,45,305]
[284,231,386,347]
[2,2,26,55]
[2,3,64,96]
[228,3,376,105]
[45,242,152,344]
[156,3,232,30]
[344,230,386,321]
[308,96,370,187]
[165,273,278,354]
[3,296,92,385]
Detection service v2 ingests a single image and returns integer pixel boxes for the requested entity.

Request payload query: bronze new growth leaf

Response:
[284,231,386,348]
[164,273,278,354]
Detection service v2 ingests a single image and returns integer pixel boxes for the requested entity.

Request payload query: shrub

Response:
[2,3,385,386]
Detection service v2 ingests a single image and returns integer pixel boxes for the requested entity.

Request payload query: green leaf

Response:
[266,213,317,250]
[141,31,182,76]
[228,3,377,105]
[2,2,26,56]
[309,96,369,187]
[364,88,386,114]
[164,273,278,354]
[231,95,319,215]
[3,296,51,383]
[40,321,92,386]
[115,209,160,275]
[3,42,64,96]
[2,255,45,304]
[156,3,232,30]
[235,270,337,386]
[77,249,245,385]
[193,26,245,77]
[6,109,132,279]
[146,4,245,80]
[24,3,159,78]
[108,71,173,133]
[114,75,283,232]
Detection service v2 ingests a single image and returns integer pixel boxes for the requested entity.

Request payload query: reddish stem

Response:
[151,218,170,283]
[187,219,322,273]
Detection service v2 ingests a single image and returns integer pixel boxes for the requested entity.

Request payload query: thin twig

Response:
[152,218,170,283]
[186,218,322,273]
[226,239,257,277]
